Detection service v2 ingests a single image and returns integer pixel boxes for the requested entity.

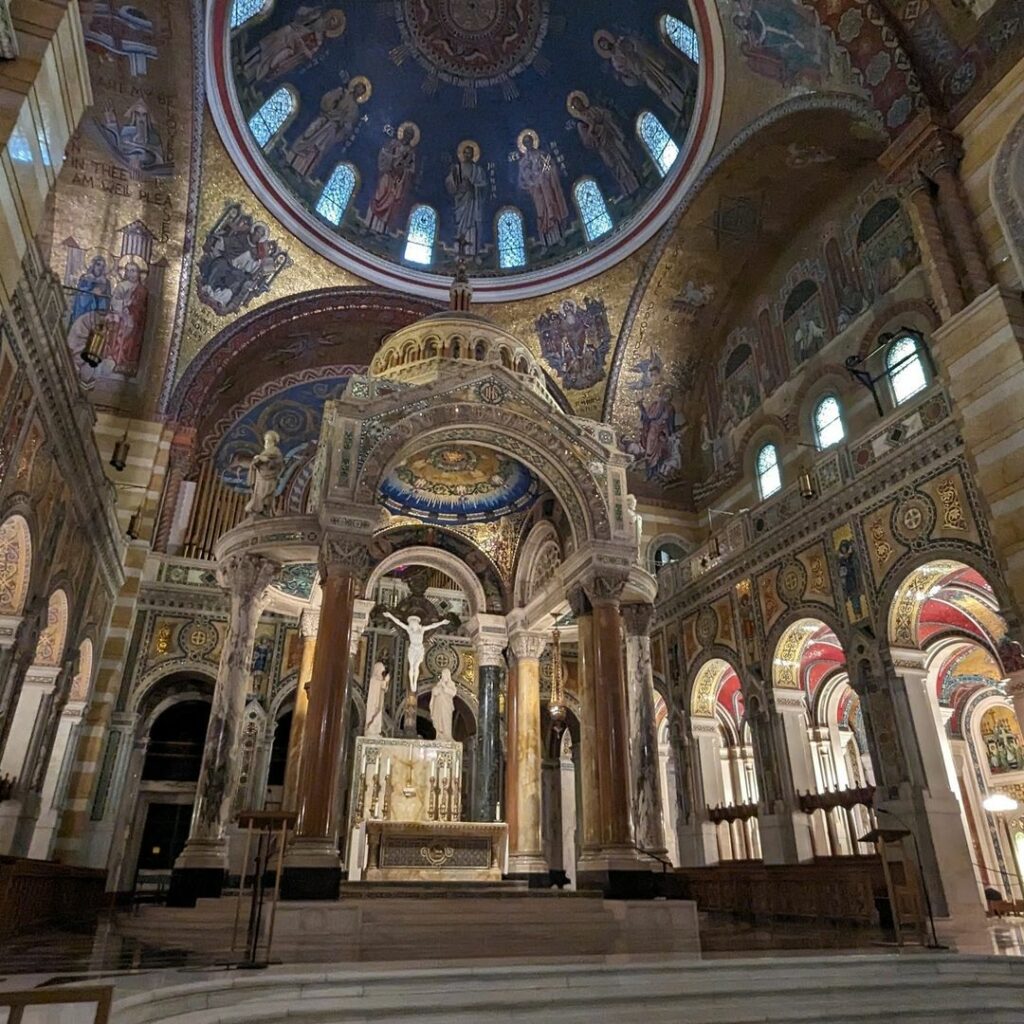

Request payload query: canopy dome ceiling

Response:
[380,443,539,523]
[210,0,716,300]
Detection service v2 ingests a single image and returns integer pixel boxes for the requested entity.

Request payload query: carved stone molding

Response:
[509,631,547,662]
[0,0,18,60]
[621,602,655,637]
[566,584,591,619]
[319,536,373,583]
[299,607,320,640]
[583,571,629,606]
[216,553,279,609]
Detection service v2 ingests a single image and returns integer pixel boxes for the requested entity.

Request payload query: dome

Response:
[209,0,718,301]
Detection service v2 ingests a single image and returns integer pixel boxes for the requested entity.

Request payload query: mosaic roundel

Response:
[380,443,539,523]
[209,0,716,300]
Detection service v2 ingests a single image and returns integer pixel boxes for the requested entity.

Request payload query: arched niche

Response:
[34,589,69,668]
[365,546,487,619]
[69,638,94,703]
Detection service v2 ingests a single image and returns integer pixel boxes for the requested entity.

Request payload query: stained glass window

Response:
[573,178,613,242]
[496,208,526,269]
[663,14,699,62]
[637,111,679,177]
[813,394,845,449]
[248,87,294,148]
[315,163,357,225]
[756,443,782,500]
[886,333,928,405]
[404,204,437,265]
[231,0,268,28]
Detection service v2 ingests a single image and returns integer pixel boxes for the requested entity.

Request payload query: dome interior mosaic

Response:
[212,0,711,296]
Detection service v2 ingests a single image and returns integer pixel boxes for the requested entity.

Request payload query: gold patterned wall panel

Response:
[863,500,905,586]
[797,542,833,604]
[757,567,784,635]
[712,593,736,652]
[831,522,870,626]
[922,472,979,545]
[681,613,700,670]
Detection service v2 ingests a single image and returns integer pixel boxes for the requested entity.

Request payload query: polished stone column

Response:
[471,639,504,822]
[282,538,370,899]
[505,629,547,880]
[168,552,277,905]
[282,607,318,810]
[621,603,666,857]
[575,576,642,890]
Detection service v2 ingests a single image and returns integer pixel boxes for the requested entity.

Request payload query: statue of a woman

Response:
[245,430,284,517]
[429,668,458,742]
[364,660,390,737]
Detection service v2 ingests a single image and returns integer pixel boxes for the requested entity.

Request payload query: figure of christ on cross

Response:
[383,612,450,695]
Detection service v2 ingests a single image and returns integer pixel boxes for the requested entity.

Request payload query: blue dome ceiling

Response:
[210,0,715,300]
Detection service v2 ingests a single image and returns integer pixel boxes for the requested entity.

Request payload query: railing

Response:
[0,986,113,1024]
[0,856,107,941]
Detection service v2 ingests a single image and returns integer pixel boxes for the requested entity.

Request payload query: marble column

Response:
[283,607,318,811]
[168,552,277,905]
[282,538,369,899]
[505,629,547,879]
[575,576,643,890]
[471,639,504,822]
[621,603,666,857]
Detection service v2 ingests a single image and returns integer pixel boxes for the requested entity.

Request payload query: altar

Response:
[346,735,508,883]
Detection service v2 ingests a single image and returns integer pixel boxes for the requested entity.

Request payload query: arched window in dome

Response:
[231,0,269,28]
[496,208,526,269]
[573,178,612,242]
[404,204,437,265]
[813,394,845,449]
[886,332,928,405]
[662,14,699,62]
[315,163,357,226]
[637,111,679,177]
[756,443,782,500]
[248,87,294,148]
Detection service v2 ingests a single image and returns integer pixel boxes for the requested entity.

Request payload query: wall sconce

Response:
[126,509,141,540]
[799,468,816,500]
[110,430,130,472]
[80,323,107,367]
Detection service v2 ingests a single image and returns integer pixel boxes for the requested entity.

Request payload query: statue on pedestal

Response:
[364,660,390,737]
[430,668,457,742]
[627,494,643,562]
[244,430,284,517]
[383,612,449,693]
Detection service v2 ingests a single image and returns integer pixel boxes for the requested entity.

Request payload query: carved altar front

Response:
[346,736,509,882]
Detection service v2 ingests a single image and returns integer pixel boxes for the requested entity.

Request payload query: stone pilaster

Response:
[0,606,42,764]
[168,552,277,905]
[621,603,666,857]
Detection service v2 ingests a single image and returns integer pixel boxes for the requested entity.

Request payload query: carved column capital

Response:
[299,607,320,640]
[475,640,507,668]
[621,602,655,638]
[509,630,547,662]
[582,571,629,607]
[566,584,591,619]
[216,552,279,610]
[319,535,374,584]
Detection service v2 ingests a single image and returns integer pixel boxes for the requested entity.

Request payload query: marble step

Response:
[105,955,1024,1024]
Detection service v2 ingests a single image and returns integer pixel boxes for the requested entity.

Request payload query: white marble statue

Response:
[244,430,284,517]
[383,612,449,693]
[364,660,389,737]
[429,668,457,742]
[627,494,643,561]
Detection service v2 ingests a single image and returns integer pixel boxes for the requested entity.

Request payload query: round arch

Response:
[768,611,848,693]
[354,403,613,548]
[130,662,219,725]
[515,521,561,607]
[69,638,94,703]
[365,546,488,618]
[0,514,32,617]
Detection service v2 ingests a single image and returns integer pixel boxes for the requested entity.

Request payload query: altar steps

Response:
[120,893,699,962]
[104,954,1024,1023]
[338,880,599,898]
